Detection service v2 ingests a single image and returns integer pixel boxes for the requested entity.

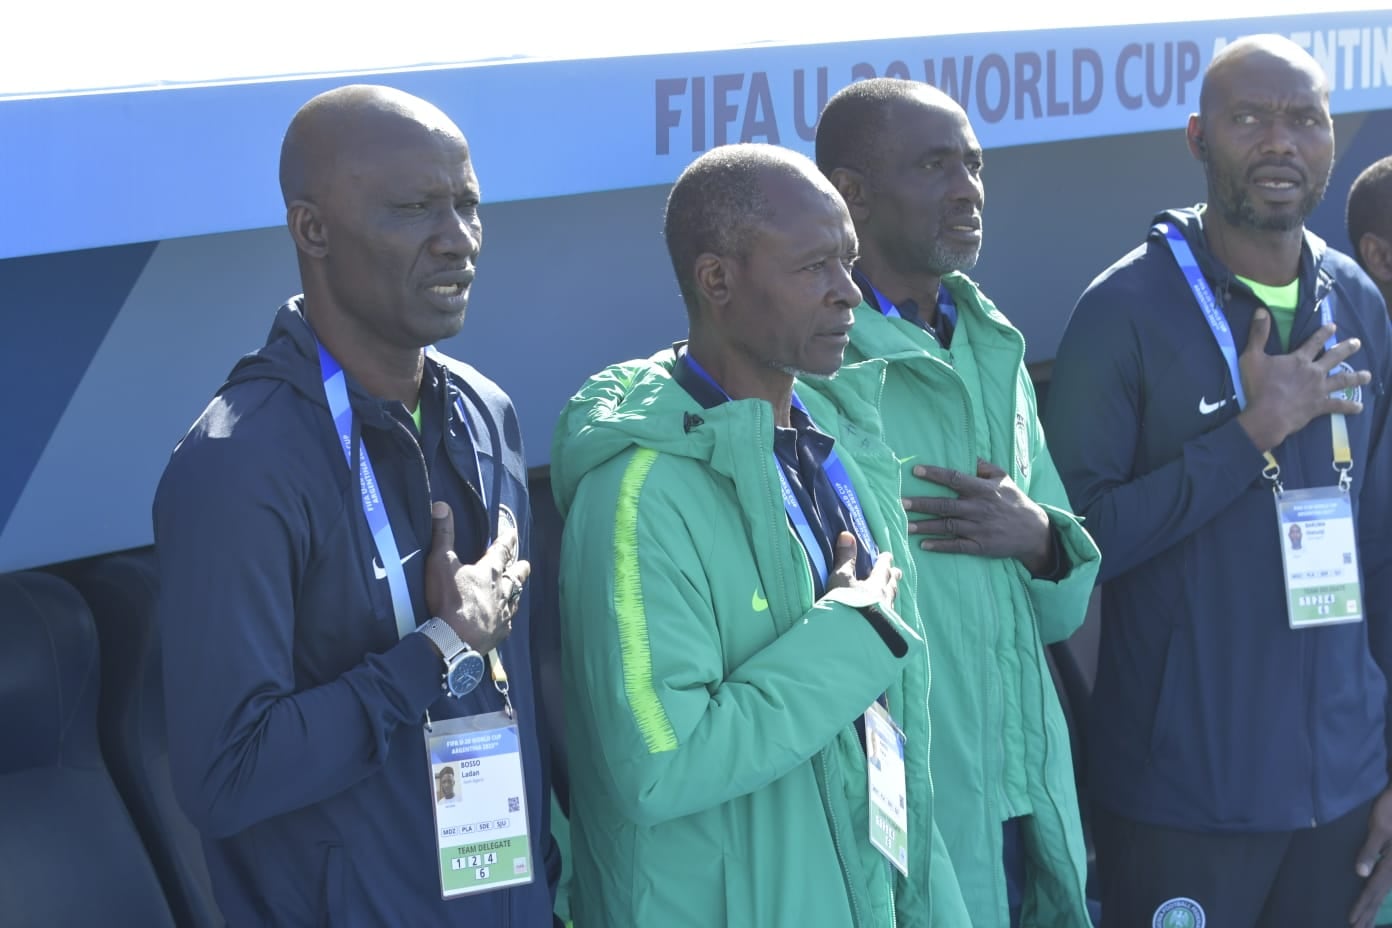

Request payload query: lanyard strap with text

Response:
[1156,222,1352,492]
[319,342,418,639]
[317,342,514,711]
[682,354,879,585]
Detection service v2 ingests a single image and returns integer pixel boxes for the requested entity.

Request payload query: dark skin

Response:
[686,160,900,605]
[829,85,1054,575]
[280,85,525,656]
[1193,40,1387,927]
[1354,226,1392,310]
[830,89,983,334]
[436,767,456,800]
[1186,39,1369,454]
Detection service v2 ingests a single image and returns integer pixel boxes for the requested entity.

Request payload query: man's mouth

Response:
[1249,164,1304,191]
[423,268,476,301]
[943,214,983,237]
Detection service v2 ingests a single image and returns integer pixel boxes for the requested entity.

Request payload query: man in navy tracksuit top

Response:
[1046,36,1392,928]
[154,86,555,926]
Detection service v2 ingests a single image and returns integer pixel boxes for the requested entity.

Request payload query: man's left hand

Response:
[903,459,1052,574]
[1350,787,1392,928]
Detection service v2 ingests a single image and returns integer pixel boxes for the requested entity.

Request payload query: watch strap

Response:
[416,617,467,663]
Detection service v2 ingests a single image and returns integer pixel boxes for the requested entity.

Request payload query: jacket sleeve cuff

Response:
[1027,523,1071,583]
[380,630,450,718]
[1213,415,1275,486]
[819,587,922,658]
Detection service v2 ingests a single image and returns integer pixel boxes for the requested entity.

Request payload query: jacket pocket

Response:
[1147,627,1184,760]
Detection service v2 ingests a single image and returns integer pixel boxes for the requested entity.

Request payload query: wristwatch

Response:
[416,618,486,698]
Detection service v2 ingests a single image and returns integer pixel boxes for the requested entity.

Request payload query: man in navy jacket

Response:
[154,85,555,926]
[1047,35,1392,928]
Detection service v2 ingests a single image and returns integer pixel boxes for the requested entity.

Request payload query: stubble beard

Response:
[1212,163,1330,234]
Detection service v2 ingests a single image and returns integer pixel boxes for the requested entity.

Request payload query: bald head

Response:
[1187,34,1334,238]
[279,84,467,207]
[816,78,963,178]
[1199,35,1329,127]
[664,143,844,314]
[279,84,484,359]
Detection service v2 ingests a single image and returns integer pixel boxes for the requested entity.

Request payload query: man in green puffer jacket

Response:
[552,144,964,927]
[816,79,1102,928]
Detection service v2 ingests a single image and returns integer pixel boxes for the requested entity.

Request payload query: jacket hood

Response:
[221,297,332,409]
[550,346,890,519]
[550,348,715,519]
[1148,204,1329,285]
[221,297,463,434]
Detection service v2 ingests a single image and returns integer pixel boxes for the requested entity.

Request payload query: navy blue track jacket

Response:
[155,300,555,925]
[1045,207,1392,832]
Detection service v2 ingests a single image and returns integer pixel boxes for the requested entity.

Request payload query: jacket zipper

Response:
[758,401,866,928]
[940,355,1013,908]
[1305,273,1334,829]
[1231,267,1334,828]
[391,403,504,724]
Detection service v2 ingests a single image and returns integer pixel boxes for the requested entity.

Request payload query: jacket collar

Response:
[1150,205,1335,308]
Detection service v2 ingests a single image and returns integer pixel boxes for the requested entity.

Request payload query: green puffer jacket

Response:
[829,273,1101,928]
[552,350,956,928]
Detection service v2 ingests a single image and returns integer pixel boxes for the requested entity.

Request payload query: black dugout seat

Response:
[0,570,175,926]
[66,551,223,927]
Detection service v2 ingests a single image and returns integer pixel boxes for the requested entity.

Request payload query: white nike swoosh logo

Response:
[372,548,421,580]
[1198,396,1229,415]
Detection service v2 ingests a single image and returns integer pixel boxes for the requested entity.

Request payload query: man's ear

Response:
[287,200,328,259]
[1185,114,1207,163]
[1358,231,1392,285]
[693,252,733,309]
[830,166,870,222]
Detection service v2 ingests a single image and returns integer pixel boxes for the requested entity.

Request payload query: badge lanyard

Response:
[680,353,879,585]
[318,342,418,640]
[316,342,513,711]
[1157,222,1353,495]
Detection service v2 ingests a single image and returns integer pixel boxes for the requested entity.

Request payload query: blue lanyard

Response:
[318,343,417,639]
[317,345,493,641]
[1156,222,1334,410]
[681,354,879,585]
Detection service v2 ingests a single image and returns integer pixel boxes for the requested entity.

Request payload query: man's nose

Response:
[431,208,482,259]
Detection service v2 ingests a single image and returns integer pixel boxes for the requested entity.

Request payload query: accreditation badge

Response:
[865,702,909,876]
[425,711,534,899]
[1275,486,1364,629]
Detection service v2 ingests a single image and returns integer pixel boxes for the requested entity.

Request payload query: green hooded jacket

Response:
[551,350,961,928]
[828,273,1101,928]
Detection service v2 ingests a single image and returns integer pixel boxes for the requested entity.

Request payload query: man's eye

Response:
[804,260,827,272]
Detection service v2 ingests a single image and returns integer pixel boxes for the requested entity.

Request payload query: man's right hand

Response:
[1237,309,1370,453]
[424,501,529,655]
[825,531,901,605]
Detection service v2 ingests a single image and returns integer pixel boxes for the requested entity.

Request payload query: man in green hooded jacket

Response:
[552,144,958,927]
[816,79,1101,928]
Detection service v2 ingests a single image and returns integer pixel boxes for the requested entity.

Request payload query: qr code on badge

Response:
[508,796,520,812]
